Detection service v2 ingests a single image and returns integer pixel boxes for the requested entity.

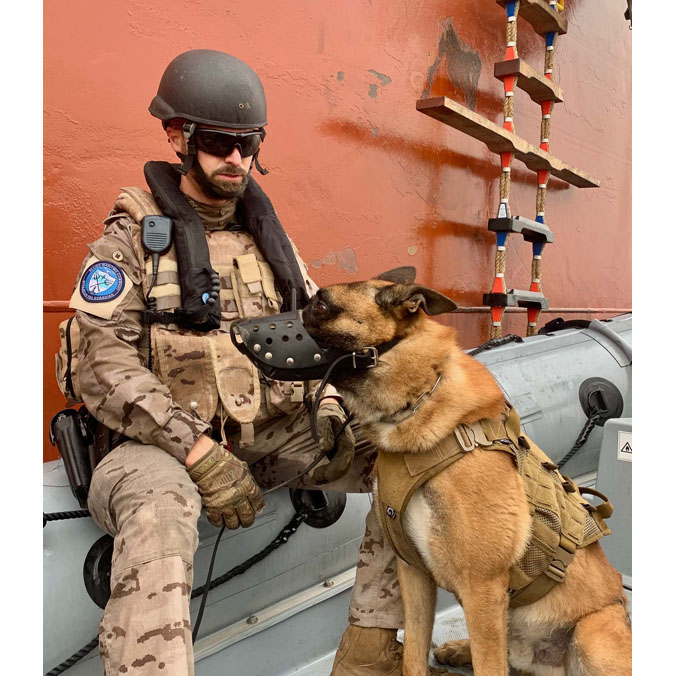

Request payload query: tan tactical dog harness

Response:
[375,405,613,608]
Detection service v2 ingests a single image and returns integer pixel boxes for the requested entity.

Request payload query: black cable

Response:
[310,351,372,441]
[43,510,91,527]
[557,412,603,470]
[468,334,523,357]
[45,506,313,675]
[192,523,226,640]
[190,506,312,603]
[191,417,353,638]
[45,391,352,669]
[45,636,99,676]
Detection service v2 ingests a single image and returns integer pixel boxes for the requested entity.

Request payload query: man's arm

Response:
[75,217,211,464]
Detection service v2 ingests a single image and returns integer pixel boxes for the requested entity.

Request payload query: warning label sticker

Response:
[617,431,632,462]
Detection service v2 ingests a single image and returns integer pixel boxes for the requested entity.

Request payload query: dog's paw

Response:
[433,639,472,667]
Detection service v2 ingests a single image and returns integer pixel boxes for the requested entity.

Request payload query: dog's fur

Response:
[304,269,631,676]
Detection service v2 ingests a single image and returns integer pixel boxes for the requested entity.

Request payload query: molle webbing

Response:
[375,405,613,608]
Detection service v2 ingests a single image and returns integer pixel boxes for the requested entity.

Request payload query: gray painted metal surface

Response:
[473,314,631,477]
[596,418,632,577]
[44,314,632,675]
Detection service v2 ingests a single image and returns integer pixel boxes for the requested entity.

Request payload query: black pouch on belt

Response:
[49,407,96,508]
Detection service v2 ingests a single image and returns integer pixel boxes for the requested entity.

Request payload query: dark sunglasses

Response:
[194,129,263,158]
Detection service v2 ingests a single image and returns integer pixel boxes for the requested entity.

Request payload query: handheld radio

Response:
[142,215,173,292]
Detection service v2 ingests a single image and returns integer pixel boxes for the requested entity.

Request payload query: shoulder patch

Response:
[80,261,125,302]
[70,257,135,320]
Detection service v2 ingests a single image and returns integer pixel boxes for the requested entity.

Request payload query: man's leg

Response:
[237,407,412,674]
[88,441,202,676]
[238,406,404,629]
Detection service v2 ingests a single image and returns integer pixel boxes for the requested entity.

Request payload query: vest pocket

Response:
[152,327,219,423]
[231,261,266,317]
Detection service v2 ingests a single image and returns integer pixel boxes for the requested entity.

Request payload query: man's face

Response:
[167,124,258,200]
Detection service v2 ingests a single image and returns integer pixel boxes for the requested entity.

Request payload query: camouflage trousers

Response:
[87,404,403,676]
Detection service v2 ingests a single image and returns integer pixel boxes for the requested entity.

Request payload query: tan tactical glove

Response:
[311,402,356,484]
[187,441,264,529]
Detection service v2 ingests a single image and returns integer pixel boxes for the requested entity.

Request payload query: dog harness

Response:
[375,404,613,608]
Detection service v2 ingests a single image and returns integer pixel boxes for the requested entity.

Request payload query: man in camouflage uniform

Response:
[63,50,434,676]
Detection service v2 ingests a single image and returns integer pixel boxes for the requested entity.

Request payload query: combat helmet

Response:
[149,49,268,174]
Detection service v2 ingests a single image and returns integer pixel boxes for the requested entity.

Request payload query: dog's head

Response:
[303,266,458,352]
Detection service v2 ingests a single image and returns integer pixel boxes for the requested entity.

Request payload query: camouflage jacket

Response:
[67,190,324,463]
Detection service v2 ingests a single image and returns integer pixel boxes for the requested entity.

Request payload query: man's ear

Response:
[166,125,187,155]
[376,266,417,284]
[375,284,458,316]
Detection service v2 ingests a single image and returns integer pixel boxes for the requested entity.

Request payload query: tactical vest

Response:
[57,187,306,446]
[375,405,613,608]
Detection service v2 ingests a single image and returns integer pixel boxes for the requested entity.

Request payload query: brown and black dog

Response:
[303,268,631,676]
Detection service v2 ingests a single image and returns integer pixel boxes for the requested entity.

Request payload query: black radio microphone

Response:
[142,215,173,296]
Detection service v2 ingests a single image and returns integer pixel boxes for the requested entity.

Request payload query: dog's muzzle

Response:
[230,310,379,382]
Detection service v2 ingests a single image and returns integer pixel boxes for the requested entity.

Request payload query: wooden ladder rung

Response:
[496,0,567,35]
[494,58,563,104]
[416,97,600,188]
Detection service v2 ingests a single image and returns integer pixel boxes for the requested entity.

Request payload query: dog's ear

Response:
[376,266,417,284]
[376,284,458,316]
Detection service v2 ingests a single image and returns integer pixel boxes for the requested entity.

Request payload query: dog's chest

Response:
[401,488,436,570]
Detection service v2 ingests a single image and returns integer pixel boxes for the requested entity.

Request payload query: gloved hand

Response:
[187,441,264,529]
[311,401,355,484]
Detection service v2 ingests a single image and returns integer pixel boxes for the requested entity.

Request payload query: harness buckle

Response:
[546,537,576,583]
[546,559,567,583]
[454,425,476,452]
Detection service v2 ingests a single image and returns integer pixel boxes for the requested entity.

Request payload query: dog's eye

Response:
[316,300,328,312]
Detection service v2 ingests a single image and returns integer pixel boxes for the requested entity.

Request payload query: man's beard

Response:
[192,160,250,199]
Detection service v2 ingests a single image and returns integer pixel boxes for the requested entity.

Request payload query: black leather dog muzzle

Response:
[230,310,380,382]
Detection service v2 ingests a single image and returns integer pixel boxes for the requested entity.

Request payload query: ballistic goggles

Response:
[194,128,263,158]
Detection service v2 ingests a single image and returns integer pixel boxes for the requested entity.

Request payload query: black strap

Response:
[144,162,309,319]
[237,177,309,311]
[538,317,591,335]
[141,310,176,325]
[144,161,221,331]
[374,336,403,357]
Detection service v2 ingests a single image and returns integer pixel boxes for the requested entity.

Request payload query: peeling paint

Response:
[311,248,359,275]
[371,127,379,138]
[422,18,482,110]
[407,245,418,256]
[368,69,392,87]
[337,71,344,82]
[367,69,391,98]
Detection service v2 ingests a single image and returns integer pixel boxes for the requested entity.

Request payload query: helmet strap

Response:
[253,127,268,175]
[178,122,197,176]
[253,150,269,176]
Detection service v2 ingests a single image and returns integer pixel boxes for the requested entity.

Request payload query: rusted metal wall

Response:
[43,0,631,460]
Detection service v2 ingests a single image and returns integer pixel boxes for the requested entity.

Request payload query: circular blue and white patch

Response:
[80,261,125,303]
